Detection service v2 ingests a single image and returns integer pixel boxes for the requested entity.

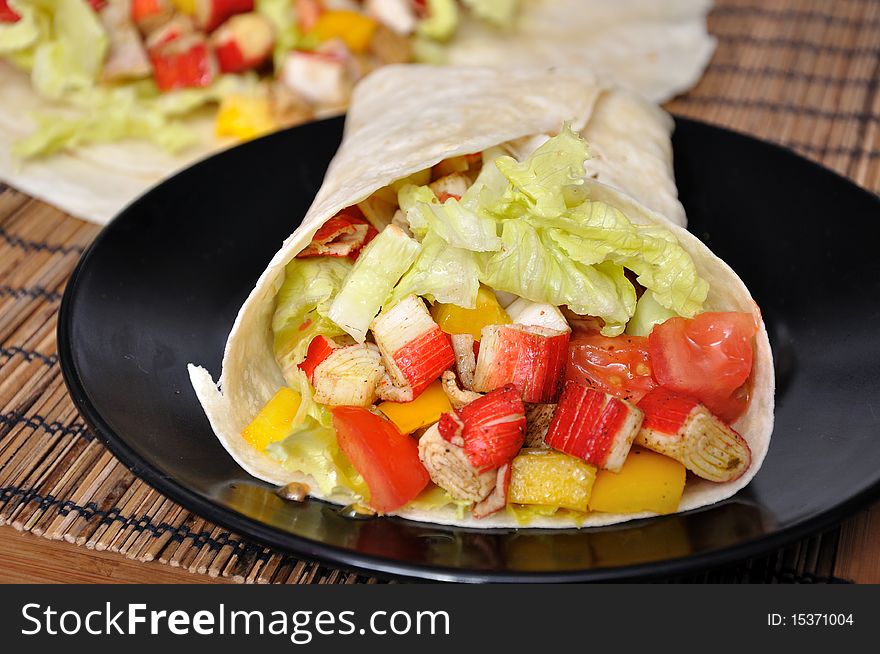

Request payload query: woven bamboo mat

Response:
[1,0,878,584]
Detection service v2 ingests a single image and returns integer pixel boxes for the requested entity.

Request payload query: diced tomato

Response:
[332,407,430,513]
[87,0,107,10]
[565,332,656,403]
[648,312,757,424]
[0,0,20,21]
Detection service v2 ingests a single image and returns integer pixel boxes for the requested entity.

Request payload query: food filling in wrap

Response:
[220,124,768,525]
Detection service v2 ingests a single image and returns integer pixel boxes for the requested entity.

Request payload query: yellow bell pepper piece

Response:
[508,449,597,513]
[311,11,378,54]
[431,285,511,341]
[215,94,277,142]
[378,381,452,434]
[171,0,196,14]
[241,387,302,451]
[589,447,686,515]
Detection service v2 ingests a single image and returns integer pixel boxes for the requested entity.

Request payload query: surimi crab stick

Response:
[296,208,377,259]
[149,34,216,90]
[195,0,253,32]
[472,324,569,403]
[544,381,644,472]
[438,384,526,472]
[311,343,385,407]
[371,295,455,397]
[211,13,274,74]
[636,388,752,482]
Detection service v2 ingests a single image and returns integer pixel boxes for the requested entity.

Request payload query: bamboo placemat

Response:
[1,0,878,584]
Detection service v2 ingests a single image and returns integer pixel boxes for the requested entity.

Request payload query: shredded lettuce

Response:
[406,485,471,519]
[0,0,42,56]
[479,219,636,334]
[327,225,421,342]
[387,230,480,309]
[2,0,259,159]
[272,256,351,384]
[625,290,676,337]
[389,123,708,335]
[404,189,501,252]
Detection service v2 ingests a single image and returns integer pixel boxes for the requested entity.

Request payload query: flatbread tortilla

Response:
[0,0,714,224]
[188,65,774,529]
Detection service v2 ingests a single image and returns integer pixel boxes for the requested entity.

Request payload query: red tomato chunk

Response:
[332,406,429,513]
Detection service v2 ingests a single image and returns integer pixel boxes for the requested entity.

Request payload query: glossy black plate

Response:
[58,117,880,582]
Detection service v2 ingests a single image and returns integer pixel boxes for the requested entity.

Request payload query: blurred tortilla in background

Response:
[0,0,714,224]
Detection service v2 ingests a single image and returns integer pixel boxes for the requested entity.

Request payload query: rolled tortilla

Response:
[189,65,773,529]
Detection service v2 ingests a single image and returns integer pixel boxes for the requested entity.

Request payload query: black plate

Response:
[58,117,880,582]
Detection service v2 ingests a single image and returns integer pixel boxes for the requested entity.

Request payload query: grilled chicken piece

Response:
[418,425,496,504]
[99,2,152,82]
[441,370,481,409]
[524,403,556,448]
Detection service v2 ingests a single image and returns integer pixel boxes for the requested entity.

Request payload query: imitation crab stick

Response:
[371,295,455,397]
[131,0,174,33]
[636,388,752,482]
[211,12,274,73]
[544,381,644,472]
[297,335,338,382]
[0,0,20,22]
[149,34,217,90]
[311,343,384,407]
[296,207,377,259]
[195,0,253,32]
[472,324,569,403]
[438,384,526,472]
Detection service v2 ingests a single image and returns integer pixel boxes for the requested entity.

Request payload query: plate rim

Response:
[56,115,880,583]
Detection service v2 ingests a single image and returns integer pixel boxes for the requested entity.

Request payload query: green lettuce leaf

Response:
[28,0,107,99]
[479,219,636,335]
[405,192,501,252]
[387,230,480,309]
[394,124,707,335]
[493,123,587,218]
[14,75,259,159]
[406,485,471,519]
[0,0,42,56]
[264,369,368,499]
[417,0,459,41]
[625,290,676,337]
[272,256,352,383]
[327,225,421,342]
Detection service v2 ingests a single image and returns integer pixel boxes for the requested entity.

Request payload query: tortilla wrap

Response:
[0,0,714,224]
[188,65,773,528]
